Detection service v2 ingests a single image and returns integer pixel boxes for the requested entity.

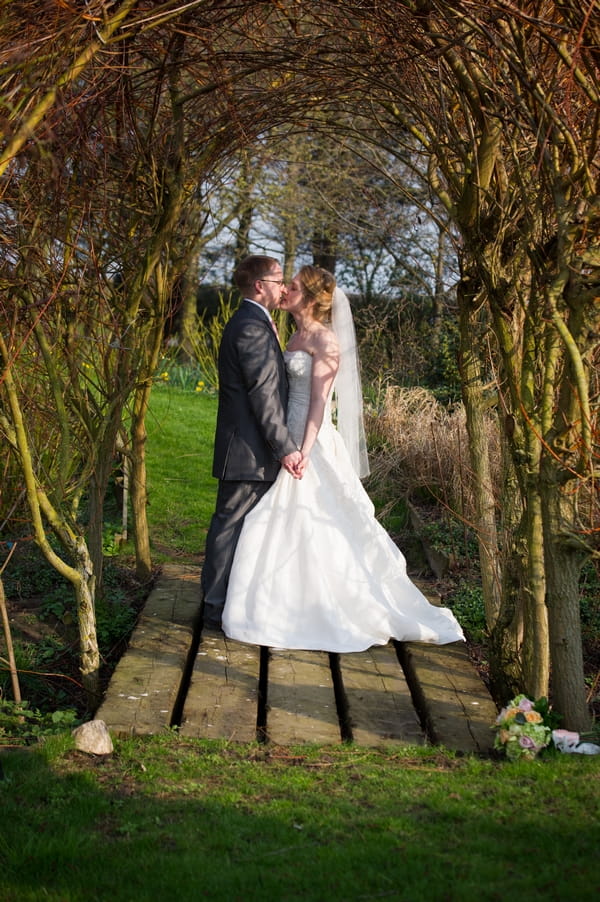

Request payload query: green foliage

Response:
[39,588,70,623]
[369,494,409,536]
[354,293,461,402]
[156,291,237,392]
[0,632,76,712]
[0,546,56,598]
[190,292,238,391]
[428,317,461,402]
[0,699,78,745]
[95,595,137,652]
[533,695,562,731]
[102,523,122,557]
[420,515,479,564]
[0,639,40,699]
[154,359,210,393]
[448,581,487,643]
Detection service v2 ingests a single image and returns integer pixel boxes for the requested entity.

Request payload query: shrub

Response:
[365,385,500,525]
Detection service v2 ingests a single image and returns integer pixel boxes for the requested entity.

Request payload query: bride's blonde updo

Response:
[298,265,336,323]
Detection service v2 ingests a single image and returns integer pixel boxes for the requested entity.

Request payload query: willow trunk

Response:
[541,463,590,731]
[458,288,502,627]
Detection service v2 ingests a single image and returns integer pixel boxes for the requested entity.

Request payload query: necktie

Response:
[270,318,280,341]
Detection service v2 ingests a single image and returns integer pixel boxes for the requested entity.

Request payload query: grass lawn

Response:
[1,734,599,901]
[145,386,218,559]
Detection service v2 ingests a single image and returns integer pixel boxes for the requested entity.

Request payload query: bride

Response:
[222,265,464,652]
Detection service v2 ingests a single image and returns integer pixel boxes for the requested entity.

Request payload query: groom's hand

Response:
[281,450,303,478]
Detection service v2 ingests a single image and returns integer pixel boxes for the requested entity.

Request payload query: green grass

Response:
[145,385,218,558]
[1,734,599,901]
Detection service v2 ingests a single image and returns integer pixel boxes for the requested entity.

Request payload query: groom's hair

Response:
[234,255,280,296]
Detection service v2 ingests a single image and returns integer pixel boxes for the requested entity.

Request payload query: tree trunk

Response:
[487,437,526,701]
[541,463,590,731]
[486,291,551,700]
[129,297,168,582]
[180,256,201,363]
[488,535,525,702]
[458,280,502,627]
[0,575,21,703]
[311,231,337,273]
[70,535,100,709]
[431,227,446,353]
[130,376,153,583]
[232,156,254,273]
[520,483,550,698]
[86,426,123,598]
[87,473,106,599]
[33,499,101,707]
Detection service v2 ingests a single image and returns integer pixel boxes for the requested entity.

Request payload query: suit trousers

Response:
[201,479,274,627]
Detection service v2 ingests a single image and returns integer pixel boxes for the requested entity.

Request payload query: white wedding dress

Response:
[222,350,465,651]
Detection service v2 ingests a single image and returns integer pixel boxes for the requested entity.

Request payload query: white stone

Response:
[72,719,114,755]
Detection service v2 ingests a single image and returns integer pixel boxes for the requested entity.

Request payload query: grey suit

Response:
[201,301,297,627]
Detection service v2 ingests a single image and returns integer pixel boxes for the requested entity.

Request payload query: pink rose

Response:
[518,698,534,712]
[518,735,536,749]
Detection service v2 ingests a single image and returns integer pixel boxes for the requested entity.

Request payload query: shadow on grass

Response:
[1,736,599,902]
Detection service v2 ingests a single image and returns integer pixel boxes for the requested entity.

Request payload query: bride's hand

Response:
[296,451,309,478]
[281,450,303,478]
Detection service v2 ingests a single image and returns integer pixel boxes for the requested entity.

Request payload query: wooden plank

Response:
[96,564,201,738]
[399,641,497,755]
[179,632,260,742]
[339,644,424,747]
[267,649,340,745]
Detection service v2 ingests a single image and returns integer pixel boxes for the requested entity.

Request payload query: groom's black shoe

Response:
[197,594,223,633]
[202,618,223,632]
[201,609,224,634]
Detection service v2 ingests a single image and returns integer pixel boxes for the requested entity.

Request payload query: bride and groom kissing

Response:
[200,254,464,651]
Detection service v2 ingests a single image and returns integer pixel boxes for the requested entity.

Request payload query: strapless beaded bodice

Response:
[284,350,333,447]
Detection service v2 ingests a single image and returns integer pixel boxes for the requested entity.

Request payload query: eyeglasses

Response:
[259,278,285,286]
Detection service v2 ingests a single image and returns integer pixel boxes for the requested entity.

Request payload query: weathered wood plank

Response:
[267,649,340,745]
[180,632,260,742]
[398,641,497,755]
[96,564,201,738]
[339,644,425,746]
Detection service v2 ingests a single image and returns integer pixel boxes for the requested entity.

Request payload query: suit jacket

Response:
[212,301,298,481]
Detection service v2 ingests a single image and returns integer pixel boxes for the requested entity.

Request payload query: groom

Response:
[200,255,304,632]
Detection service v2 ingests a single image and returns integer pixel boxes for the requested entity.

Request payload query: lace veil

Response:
[331,287,370,478]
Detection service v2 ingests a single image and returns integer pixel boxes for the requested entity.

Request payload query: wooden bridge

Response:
[96,563,497,753]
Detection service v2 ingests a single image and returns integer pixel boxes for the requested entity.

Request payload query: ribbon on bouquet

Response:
[552,729,600,754]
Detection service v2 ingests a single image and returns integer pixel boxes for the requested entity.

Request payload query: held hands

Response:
[281,450,308,479]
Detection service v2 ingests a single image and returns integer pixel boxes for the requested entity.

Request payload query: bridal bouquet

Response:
[493,695,553,760]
